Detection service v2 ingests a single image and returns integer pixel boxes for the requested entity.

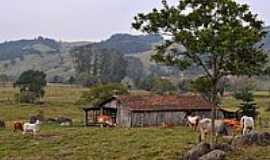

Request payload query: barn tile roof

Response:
[117,95,213,111]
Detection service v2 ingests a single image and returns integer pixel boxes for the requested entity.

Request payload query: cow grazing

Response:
[240,116,255,135]
[198,118,230,142]
[23,120,41,135]
[14,122,24,132]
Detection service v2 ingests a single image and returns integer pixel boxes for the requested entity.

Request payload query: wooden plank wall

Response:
[131,111,186,127]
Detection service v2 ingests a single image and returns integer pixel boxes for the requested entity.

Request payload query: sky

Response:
[0,0,269,42]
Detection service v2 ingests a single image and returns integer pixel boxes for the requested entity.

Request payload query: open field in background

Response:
[0,86,87,122]
[0,86,270,159]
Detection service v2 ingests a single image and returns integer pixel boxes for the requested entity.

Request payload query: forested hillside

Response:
[0,30,270,86]
[0,34,163,82]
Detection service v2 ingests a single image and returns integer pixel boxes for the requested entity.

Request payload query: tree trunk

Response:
[210,81,218,149]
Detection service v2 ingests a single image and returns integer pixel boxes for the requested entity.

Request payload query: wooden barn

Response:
[83,95,224,127]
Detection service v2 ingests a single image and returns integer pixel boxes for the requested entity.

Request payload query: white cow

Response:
[240,116,255,135]
[187,115,201,130]
[197,118,230,142]
[23,120,41,135]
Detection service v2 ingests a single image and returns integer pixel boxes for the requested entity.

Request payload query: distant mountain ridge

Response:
[1,30,270,82]
[94,34,163,54]
[0,36,62,61]
[0,33,163,81]
[0,34,163,62]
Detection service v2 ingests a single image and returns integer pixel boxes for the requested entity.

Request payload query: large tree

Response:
[15,70,47,103]
[132,0,269,146]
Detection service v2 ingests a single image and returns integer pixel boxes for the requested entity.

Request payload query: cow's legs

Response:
[243,127,247,135]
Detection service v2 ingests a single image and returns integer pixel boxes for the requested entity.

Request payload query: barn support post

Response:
[85,110,89,126]
[100,107,104,116]
[130,112,133,128]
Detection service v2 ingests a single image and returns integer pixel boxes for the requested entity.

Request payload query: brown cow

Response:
[14,122,24,132]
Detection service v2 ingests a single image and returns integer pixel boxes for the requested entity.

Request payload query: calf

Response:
[186,115,201,130]
[14,122,24,132]
[23,120,41,135]
[198,118,230,142]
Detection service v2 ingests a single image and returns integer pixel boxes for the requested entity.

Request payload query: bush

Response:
[138,75,177,94]
[80,83,128,105]
[14,70,47,103]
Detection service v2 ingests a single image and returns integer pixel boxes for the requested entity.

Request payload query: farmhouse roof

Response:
[118,95,213,111]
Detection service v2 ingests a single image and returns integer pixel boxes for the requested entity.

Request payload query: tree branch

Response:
[185,51,213,79]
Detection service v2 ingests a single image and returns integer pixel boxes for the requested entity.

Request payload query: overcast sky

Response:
[0,0,269,42]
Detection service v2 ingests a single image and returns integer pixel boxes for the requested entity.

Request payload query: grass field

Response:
[0,86,270,160]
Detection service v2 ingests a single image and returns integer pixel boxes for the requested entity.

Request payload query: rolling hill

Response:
[1,30,270,83]
[0,34,163,81]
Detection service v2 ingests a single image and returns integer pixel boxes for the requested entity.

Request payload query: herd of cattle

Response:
[0,113,255,143]
[186,114,255,142]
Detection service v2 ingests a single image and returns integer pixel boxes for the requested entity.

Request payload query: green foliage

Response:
[14,70,47,103]
[80,83,128,106]
[71,45,127,84]
[138,75,176,94]
[234,88,258,118]
[133,0,269,100]
[191,76,212,98]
